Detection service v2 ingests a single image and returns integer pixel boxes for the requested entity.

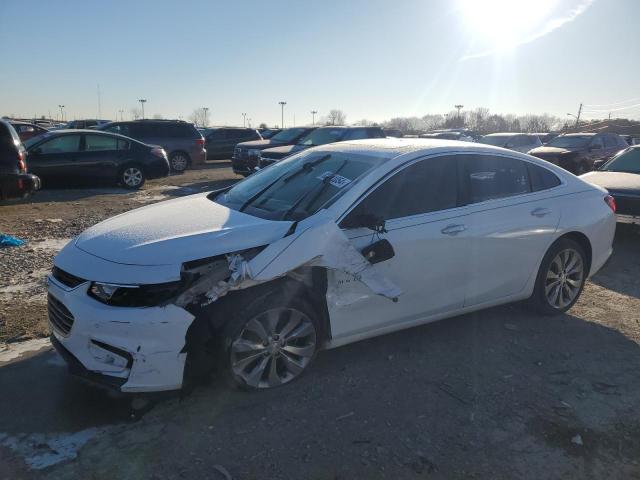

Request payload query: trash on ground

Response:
[0,234,25,248]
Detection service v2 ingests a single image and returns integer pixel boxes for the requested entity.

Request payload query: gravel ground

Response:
[0,164,639,479]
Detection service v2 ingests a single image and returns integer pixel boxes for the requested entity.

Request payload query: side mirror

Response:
[342,213,386,232]
[361,239,395,264]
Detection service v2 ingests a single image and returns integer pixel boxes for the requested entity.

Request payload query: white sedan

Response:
[47,138,616,392]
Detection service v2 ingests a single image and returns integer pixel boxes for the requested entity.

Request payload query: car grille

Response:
[612,193,640,216]
[48,294,75,336]
[52,267,86,288]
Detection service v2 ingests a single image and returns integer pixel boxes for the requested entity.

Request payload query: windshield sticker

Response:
[318,171,352,188]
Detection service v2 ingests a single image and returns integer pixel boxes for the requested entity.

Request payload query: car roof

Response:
[560,133,597,137]
[30,129,141,142]
[484,132,532,137]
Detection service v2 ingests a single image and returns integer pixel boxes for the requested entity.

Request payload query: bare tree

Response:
[324,109,347,126]
[259,122,268,129]
[130,107,142,120]
[189,108,209,127]
[421,114,445,131]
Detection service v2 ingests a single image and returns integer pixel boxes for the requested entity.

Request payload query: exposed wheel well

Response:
[556,231,592,273]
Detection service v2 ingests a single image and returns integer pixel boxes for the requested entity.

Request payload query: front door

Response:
[27,134,82,183]
[329,155,469,340]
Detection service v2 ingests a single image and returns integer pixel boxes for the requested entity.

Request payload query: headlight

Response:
[89,281,184,307]
[249,149,261,158]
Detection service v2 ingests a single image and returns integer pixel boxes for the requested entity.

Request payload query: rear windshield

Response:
[213,149,387,221]
[480,136,510,147]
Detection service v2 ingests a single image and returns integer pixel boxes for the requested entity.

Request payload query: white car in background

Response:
[480,132,543,153]
[47,138,616,392]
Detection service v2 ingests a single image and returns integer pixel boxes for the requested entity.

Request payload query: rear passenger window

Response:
[464,155,529,203]
[347,156,458,221]
[117,139,130,150]
[527,163,561,191]
[85,135,117,151]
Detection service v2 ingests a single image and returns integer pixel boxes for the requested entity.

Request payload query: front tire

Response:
[219,288,321,390]
[528,238,587,315]
[120,165,145,189]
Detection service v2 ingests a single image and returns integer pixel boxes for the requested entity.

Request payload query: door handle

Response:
[441,224,466,236]
[530,207,552,218]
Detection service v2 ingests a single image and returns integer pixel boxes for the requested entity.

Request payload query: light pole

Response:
[278,101,287,129]
[58,104,65,122]
[138,99,147,119]
[311,110,317,126]
[118,109,124,121]
[202,107,209,127]
[454,104,464,117]
[242,112,247,128]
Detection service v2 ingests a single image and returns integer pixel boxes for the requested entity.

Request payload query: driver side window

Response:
[591,136,604,148]
[344,155,458,223]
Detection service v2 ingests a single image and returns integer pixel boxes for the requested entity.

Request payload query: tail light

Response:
[17,150,26,172]
[604,195,616,213]
[151,147,167,159]
[196,138,205,146]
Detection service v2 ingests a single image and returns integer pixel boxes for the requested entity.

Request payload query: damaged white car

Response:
[47,138,616,392]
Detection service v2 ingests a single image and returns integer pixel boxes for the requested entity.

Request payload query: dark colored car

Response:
[98,120,205,172]
[232,127,316,176]
[67,119,111,129]
[528,132,627,175]
[581,145,640,225]
[534,132,559,144]
[24,130,170,189]
[9,121,49,141]
[0,119,40,200]
[383,128,403,138]
[202,127,261,160]
[259,126,386,168]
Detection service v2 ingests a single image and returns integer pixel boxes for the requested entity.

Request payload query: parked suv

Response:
[259,126,385,167]
[528,132,628,175]
[0,119,40,200]
[99,120,205,171]
[480,133,542,153]
[202,127,261,160]
[232,127,316,176]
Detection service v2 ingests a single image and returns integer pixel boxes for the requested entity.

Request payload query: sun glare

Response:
[458,0,560,51]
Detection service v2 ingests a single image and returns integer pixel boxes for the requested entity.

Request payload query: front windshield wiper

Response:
[282,154,331,183]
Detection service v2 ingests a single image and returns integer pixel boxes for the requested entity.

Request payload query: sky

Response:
[1,0,638,127]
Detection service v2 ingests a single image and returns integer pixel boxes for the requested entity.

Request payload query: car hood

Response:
[528,146,578,156]
[74,193,293,266]
[261,144,307,158]
[236,139,284,149]
[580,171,640,194]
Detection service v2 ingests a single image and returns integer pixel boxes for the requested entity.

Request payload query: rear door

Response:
[27,134,82,181]
[331,155,469,339]
[460,154,562,306]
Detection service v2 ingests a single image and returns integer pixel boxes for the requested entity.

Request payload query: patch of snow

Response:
[0,338,51,363]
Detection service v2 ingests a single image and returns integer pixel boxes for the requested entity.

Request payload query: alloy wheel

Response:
[230,308,317,388]
[544,248,584,309]
[171,154,188,171]
[123,167,143,187]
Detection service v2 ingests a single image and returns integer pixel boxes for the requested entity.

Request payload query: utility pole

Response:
[242,112,247,128]
[97,84,102,119]
[138,99,147,119]
[202,107,209,127]
[279,101,287,129]
[58,104,65,122]
[118,109,124,121]
[575,103,582,127]
[311,110,317,125]
[454,104,464,117]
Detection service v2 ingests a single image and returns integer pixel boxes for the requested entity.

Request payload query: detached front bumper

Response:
[47,274,195,393]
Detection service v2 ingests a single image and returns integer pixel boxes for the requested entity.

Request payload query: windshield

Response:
[213,150,386,221]
[271,128,308,143]
[547,135,592,149]
[480,135,510,147]
[297,128,345,147]
[601,148,640,173]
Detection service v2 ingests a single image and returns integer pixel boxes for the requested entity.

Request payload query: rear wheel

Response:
[528,238,587,315]
[169,152,189,172]
[575,161,589,175]
[120,165,145,189]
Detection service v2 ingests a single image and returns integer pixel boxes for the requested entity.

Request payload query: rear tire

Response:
[527,238,587,315]
[169,152,189,172]
[216,285,322,390]
[120,165,145,189]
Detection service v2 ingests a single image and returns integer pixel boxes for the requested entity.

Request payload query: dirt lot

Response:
[0,163,639,479]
